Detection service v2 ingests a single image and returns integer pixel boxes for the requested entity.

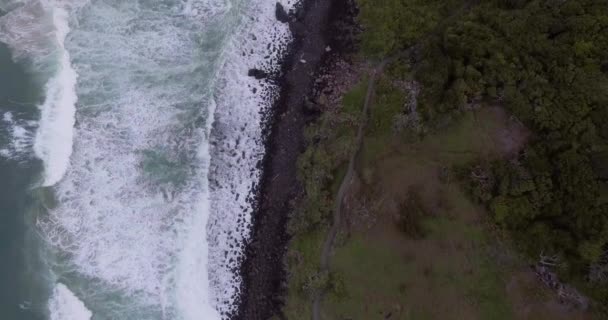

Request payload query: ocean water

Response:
[0,0,294,319]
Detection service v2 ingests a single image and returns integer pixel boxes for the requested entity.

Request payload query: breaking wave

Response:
[0,0,297,318]
[31,5,77,186]
[48,283,92,320]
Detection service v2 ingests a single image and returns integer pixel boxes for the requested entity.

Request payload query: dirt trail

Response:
[312,59,388,320]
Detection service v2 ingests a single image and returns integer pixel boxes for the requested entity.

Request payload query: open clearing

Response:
[321,107,590,320]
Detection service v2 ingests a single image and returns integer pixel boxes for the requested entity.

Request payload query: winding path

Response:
[312,59,388,320]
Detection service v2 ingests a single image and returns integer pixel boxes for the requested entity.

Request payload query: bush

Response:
[396,187,428,238]
[358,0,608,307]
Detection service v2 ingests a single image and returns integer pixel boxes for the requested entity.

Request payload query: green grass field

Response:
[283,70,589,319]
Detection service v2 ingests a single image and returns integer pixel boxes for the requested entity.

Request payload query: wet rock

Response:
[275,2,289,23]
[248,68,268,79]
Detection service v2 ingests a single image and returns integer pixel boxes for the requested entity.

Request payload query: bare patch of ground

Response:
[320,106,590,320]
[506,271,592,320]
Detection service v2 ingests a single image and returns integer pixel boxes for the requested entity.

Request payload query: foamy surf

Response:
[48,283,92,320]
[0,0,299,319]
[0,1,78,185]
[32,6,77,186]
[206,0,296,314]
[37,0,240,318]
[0,111,37,160]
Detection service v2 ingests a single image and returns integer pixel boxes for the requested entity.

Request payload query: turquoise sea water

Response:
[0,0,294,319]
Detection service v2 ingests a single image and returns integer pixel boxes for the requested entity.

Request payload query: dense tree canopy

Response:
[359,0,608,307]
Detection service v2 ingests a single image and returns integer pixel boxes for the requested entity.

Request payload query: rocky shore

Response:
[234,0,359,319]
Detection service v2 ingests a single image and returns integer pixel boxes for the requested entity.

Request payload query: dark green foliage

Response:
[414,0,608,126]
[290,144,335,234]
[369,78,408,136]
[358,0,608,307]
[290,81,366,234]
[357,0,465,57]
[436,1,608,290]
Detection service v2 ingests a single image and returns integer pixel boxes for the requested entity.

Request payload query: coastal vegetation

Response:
[284,0,608,318]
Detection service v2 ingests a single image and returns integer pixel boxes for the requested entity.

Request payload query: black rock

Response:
[289,21,307,37]
[248,68,268,80]
[302,97,320,115]
[275,2,289,23]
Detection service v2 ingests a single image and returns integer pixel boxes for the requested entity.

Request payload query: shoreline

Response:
[234,0,353,318]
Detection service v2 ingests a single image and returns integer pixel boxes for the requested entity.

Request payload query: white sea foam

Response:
[0,111,37,160]
[0,1,54,60]
[206,0,296,314]
[0,1,78,184]
[3,111,13,122]
[174,101,220,319]
[0,0,298,318]
[32,6,77,186]
[37,0,237,319]
[48,283,92,320]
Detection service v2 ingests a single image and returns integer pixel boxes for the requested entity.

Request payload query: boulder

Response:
[248,68,268,80]
[275,2,289,23]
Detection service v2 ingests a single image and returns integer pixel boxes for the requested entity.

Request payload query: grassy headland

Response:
[282,0,608,319]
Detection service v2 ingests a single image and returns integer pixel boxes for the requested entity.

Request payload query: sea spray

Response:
[33,6,77,186]
[0,0,299,318]
[39,1,238,318]
[0,1,53,61]
[0,111,37,160]
[206,0,295,314]
[48,283,92,320]
[0,1,79,185]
